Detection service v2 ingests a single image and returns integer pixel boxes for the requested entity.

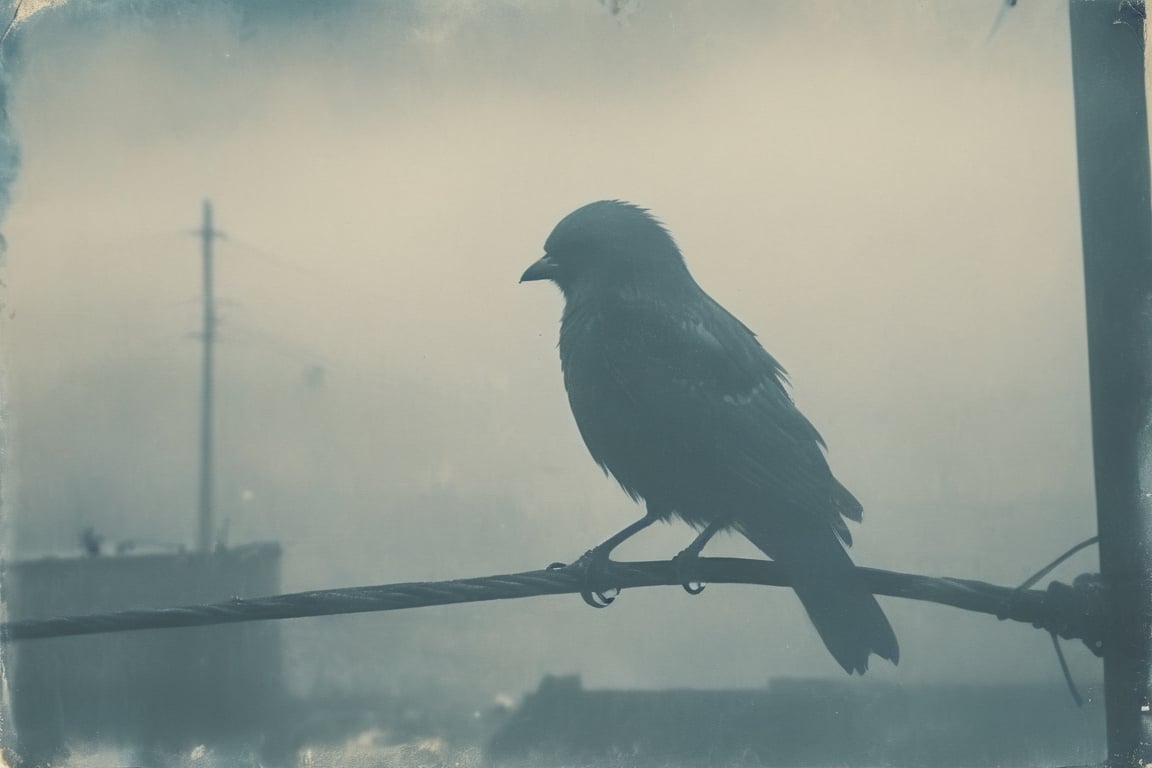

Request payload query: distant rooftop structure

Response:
[5,543,284,765]
[487,674,1105,767]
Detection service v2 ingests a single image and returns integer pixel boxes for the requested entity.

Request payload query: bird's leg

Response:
[551,510,660,608]
[671,518,729,595]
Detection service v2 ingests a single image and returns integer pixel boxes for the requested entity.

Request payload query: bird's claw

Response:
[671,548,707,596]
[558,548,620,608]
[581,587,618,608]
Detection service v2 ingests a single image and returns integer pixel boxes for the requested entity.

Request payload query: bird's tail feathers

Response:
[740,518,898,675]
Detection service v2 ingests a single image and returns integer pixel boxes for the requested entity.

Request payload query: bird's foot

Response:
[550,547,621,608]
[671,546,707,596]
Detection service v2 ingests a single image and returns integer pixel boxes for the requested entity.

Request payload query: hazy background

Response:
[1,0,1100,701]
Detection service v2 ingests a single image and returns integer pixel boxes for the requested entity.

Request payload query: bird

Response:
[519,200,899,674]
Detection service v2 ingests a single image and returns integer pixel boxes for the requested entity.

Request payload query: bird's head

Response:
[520,200,689,298]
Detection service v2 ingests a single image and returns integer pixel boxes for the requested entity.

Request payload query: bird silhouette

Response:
[520,200,898,674]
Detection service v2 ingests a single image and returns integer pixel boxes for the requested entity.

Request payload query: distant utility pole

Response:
[198,199,218,554]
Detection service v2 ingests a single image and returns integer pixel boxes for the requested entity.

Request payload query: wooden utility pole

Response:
[1068,2,1152,766]
[197,199,217,554]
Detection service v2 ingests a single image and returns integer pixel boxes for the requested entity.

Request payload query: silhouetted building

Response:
[487,674,1105,767]
[5,542,284,765]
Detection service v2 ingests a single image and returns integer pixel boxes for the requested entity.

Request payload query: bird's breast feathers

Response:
[556,293,837,512]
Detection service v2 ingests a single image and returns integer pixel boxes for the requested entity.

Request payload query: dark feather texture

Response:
[522,200,898,673]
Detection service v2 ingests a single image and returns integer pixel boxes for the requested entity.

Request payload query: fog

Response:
[1,0,1099,708]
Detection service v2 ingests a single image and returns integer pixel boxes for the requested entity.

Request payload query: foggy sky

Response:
[0,0,1103,696]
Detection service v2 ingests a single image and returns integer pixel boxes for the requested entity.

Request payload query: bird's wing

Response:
[595,293,861,541]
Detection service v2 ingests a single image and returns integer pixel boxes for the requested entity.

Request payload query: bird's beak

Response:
[520,253,558,283]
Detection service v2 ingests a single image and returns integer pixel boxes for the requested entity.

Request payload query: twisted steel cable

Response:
[0,558,1106,655]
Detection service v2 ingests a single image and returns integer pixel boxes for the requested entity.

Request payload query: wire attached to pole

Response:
[1000,535,1101,707]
